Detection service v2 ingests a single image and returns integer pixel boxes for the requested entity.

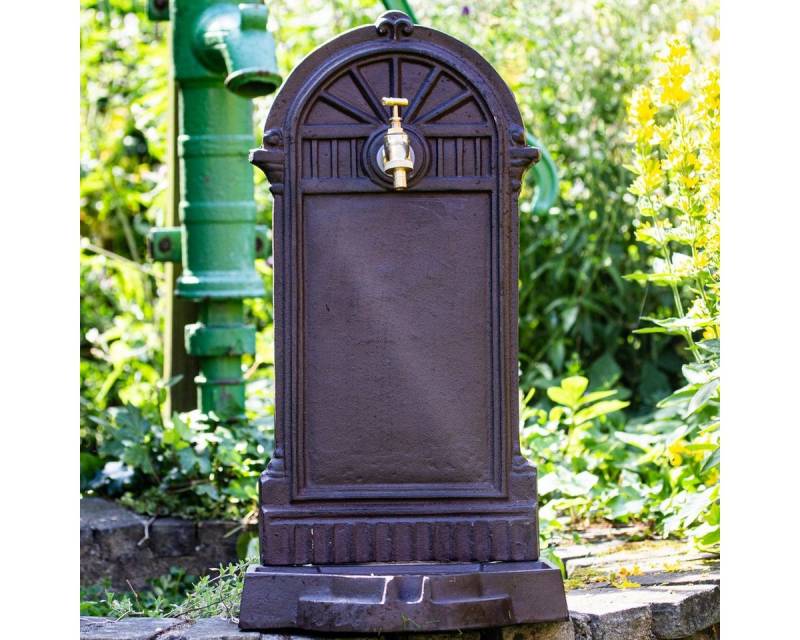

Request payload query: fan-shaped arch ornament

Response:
[241,10,568,633]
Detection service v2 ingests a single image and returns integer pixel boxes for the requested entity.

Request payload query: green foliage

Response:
[80,562,250,621]
[80,0,170,458]
[85,405,273,520]
[525,370,718,551]
[620,360,719,550]
[80,249,164,455]
[521,376,636,532]
[80,569,198,618]
[168,561,251,621]
[81,0,168,260]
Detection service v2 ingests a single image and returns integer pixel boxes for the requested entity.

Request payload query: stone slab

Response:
[561,539,718,595]
[81,498,147,530]
[645,586,719,639]
[567,594,653,640]
[162,618,261,639]
[567,583,718,640]
[565,544,714,576]
[80,616,183,639]
[498,622,576,640]
[79,616,717,640]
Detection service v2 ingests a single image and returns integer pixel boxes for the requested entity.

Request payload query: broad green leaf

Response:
[684,443,718,452]
[124,445,154,475]
[236,531,258,561]
[574,399,630,425]
[162,427,181,446]
[608,495,646,519]
[547,386,576,407]
[634,225,664,246]
[587,353,622,390]
[195,483,219,500]
[561,306,579,332]
[633,326,670,335]
[624,270,685,286]
[663,224,694,243]
[559,470,599,497]
[638,316,713,336]
[701,447,720,473]
[547,376,589,408]
[615,432,658,452]
[685,379,720,417]
[177,447,197,473]
[682,363,711,385]
[172,415,192,441]
[562,376,589,396]
[697,339,720,355]
[548,340,565,372]
[578,389,618,407]
[696,526,720,547]
[538,472,559,496]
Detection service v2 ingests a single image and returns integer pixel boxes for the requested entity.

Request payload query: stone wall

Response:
[81,498,252,589]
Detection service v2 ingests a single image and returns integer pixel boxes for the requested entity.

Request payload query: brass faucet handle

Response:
[381,97,408,124]
[381,97,408,107]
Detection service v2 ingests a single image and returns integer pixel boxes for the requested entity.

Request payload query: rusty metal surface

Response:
[240,10,566,630]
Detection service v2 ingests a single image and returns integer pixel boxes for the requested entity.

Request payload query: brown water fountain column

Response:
[239,11,569,632]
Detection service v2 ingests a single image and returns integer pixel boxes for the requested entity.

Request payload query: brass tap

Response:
[381,97,414,190]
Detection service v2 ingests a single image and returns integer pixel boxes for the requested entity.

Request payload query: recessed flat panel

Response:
[301,192,495,496]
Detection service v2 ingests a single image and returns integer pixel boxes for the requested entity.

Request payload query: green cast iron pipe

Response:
[526,132,559,214]
[380,0,418,23]
[169,0,281,418]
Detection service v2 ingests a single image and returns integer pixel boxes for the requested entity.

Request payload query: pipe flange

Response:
[362,125,429,190]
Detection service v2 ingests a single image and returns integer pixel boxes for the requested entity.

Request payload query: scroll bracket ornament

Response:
[250,128,285,195]
[508,125,540,194]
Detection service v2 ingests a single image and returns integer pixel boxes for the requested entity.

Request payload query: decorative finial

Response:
[375,11,414,40]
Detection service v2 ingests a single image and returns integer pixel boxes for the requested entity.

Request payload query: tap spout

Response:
[195,2,281,98]
[381,97,414,190]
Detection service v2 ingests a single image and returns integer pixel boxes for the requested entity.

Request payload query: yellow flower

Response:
[657,40,692,106]
[660,75,690,106]
[700,70,720,114]
[665,39,690,62]
[668,440,688,466]
[655,123,673,146]
[629,86,658,126]
[679,173,700,190]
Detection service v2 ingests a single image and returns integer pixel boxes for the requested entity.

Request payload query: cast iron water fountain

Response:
[238,10,569,632]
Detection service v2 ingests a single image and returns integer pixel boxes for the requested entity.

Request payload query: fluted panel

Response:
[262,517,537,565]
